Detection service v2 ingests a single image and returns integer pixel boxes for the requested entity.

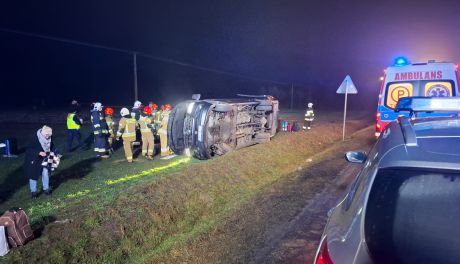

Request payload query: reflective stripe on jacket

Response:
[305,109,315,121]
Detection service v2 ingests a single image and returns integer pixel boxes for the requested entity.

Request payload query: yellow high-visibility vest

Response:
[67,113,81,129]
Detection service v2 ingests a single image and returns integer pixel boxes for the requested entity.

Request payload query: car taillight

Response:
[315,237,333,264]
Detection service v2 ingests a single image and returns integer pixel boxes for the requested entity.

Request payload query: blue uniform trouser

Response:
[29,168,49,192]
[94,134,107,156]
[67,129,81,152]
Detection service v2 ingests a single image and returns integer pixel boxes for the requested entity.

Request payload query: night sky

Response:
[1,0,460,110]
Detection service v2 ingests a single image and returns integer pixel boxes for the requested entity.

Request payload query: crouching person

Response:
[117,108,137,163]
[25,125,55,198]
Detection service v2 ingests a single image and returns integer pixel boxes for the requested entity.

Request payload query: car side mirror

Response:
[345,151,367,163]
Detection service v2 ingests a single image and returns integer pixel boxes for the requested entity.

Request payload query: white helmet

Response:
[133,100,142,108]
[93,102,103,111]
[308,102,313,108]
[120,107,130,116]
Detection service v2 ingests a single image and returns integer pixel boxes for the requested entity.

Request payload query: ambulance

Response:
[375,57,460,136]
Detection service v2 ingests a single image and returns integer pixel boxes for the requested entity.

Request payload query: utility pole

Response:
[133,52,138,101]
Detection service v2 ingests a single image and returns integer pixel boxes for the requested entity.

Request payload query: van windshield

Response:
[365,168,460,264]
[384,80,455,109]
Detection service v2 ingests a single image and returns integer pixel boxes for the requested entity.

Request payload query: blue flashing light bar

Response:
[396,97,460,113]
[394,56,410,66]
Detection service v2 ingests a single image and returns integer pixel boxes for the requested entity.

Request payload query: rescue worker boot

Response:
[31,192,38,199]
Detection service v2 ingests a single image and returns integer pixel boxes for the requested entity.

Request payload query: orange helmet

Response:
[104,107,114,116]
[150,103,158,110]
[164,104,171,110]
[143,106,152,115]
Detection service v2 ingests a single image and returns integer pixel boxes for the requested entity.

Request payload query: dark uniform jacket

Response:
[24,136,55,181]
[91,110,108,135]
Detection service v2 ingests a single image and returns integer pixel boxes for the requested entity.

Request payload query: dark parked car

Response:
[314,97,460,264]
[167,94,279,159]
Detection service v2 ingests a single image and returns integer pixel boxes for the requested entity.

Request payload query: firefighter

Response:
[158,104,173,156]
[150,103,159,131]
[66,101,83,152]
[303,102,315,130]
[154,104,163,130]
[139,106,155,159]
[131,100,142,121]
[104,107,116,152]
[117,108,137,163]
[148,101,156,111]
[91,102,110,158]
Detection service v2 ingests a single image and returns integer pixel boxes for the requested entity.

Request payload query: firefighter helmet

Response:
[133,100,142,108]
[164,104,171,110]
[93,102,103,111]
[150,103,158,110]
[120,107,130,117]
[143,106,152,115]
[104,107,114,116]
[308,102,313,108]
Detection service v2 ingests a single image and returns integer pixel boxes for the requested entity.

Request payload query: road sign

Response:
[337,75,358,141]
[336,75,358,94]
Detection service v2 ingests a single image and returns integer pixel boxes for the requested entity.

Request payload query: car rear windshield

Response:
[384,80,456,109]
[365,168,460,264]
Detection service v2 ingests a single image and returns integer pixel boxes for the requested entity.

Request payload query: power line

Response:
[0,27,289,86]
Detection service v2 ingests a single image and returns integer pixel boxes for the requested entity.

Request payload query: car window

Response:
[365,167,460,264]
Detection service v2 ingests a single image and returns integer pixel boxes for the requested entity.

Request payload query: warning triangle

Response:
[336,75,358,94]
